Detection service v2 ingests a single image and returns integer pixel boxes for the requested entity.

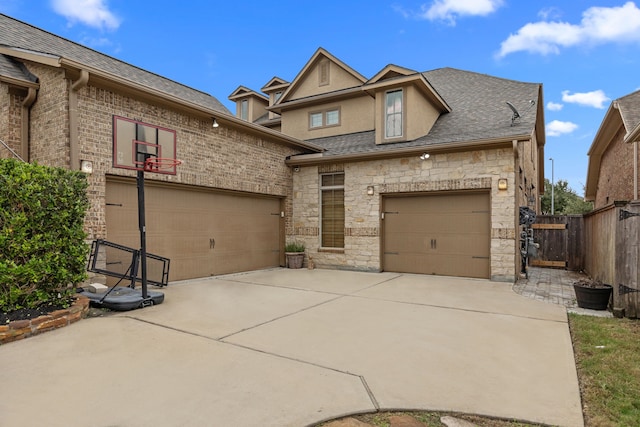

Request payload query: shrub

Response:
[284,241,305,252]
[0,159,90,312]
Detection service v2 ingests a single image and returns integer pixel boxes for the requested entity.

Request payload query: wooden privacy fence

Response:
[584,201,640,318]
[530,205,640,317]
[531,215,584,272]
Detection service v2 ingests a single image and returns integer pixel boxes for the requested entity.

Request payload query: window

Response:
[309,108,340,129]
[274,91,283,103]
[385,89,403,138]
[326,109,339,126]
[240,99,248,120]
[320,173,345,248]
[310,112,323,128]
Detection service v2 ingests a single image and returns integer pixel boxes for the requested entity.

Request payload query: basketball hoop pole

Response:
[137,159,149,300]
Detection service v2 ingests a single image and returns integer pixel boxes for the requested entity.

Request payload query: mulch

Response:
[1,300,72,324]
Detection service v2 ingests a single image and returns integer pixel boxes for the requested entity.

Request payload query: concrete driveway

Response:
[0,269,584,427]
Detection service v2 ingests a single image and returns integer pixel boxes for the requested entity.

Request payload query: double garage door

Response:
[105,178,282,281]
[383,192,490,279]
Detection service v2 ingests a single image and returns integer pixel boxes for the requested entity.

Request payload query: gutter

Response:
[285,135,529,166]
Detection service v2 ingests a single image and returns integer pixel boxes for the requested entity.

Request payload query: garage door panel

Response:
[106,179,280,281]
[383,192,490,279]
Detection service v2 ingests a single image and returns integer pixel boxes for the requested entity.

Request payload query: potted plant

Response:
[284,241,305,269]
[573,278,613,310]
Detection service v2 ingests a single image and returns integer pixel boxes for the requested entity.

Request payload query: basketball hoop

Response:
[143,157,182,172]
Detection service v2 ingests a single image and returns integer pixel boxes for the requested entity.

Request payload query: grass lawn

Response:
[569,313,640,427]
[322,314,640,427]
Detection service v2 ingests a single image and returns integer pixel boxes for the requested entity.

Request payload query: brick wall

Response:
[595,127,635,208]
[10,63,303,264]
[74,85,301,242]
[289,148,520,281]
[0,83,24,160]
[25,63,69,168]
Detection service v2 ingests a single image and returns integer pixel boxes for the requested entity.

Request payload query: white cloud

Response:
[547,120,578,137]
[51,0,121,30]
[411,0,504,24]
[547,102,563,111]
[497,1,640,57]
[562,90,610,109]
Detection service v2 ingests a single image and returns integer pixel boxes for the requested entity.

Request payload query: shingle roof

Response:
[0,53,37,83]
[307,68,541,156]
[616,90,640,132]
[0,14,229,114]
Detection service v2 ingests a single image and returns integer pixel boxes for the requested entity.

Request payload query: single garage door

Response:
[106,178,282,281]
[383,192,490,278]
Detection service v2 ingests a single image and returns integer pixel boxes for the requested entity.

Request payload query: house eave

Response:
[285,135,527,167]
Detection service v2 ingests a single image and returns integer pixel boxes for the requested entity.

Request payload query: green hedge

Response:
[0,159,90,312]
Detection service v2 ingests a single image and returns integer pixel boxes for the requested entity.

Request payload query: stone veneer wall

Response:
[289,148,520,281]
[0,296,90,345]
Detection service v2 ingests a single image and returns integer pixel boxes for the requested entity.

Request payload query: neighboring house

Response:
[585,90,640,207]
[0,14,323,281]
[230,48,545,282]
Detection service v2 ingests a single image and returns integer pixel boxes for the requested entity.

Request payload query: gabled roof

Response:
[366,64,418,83]
[363,64,451,113]
[302,68,541,158]
[278,47,367,105]
[0,14,230,114]
[585,90,640,200]
[261,76,289,93]
[228,85,268,102]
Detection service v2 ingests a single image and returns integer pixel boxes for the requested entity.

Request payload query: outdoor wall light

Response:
[212,118,219,128]
[498,178,508,190]
[367,186,374,196]
[419,153,430,160]
[80,160,93,174]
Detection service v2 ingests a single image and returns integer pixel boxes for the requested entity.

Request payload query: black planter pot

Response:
[573,283,613,310]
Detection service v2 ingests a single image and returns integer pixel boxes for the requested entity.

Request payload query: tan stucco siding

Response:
[405,85,440,141]
[280,95,374,140]
[289,60,363,100]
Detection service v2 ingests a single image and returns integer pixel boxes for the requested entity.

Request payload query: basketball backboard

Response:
[113,115,178,175]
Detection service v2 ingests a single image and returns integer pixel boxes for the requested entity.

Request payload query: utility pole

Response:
[549,157,555,215]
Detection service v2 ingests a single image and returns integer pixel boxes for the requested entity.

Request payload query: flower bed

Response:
[0,295,90,345]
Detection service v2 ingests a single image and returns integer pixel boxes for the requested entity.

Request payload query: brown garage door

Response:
[106,178,282,281]
[383,192,490,278]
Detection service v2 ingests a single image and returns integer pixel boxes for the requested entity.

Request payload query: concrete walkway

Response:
[514,266,613,317]
[0,269,584,427]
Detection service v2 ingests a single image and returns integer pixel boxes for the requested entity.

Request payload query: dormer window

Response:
[240,99,248,120]
[385,89,403,139]
[274,91,283,103]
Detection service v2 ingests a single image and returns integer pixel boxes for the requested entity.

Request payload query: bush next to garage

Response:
[0,159,90,313]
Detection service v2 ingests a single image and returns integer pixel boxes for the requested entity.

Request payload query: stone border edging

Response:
[0,295,90,345]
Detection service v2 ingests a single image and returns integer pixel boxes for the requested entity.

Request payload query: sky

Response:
[3,0,640,196]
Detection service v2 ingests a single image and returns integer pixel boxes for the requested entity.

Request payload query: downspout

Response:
[635,140,638,200]
[69,69,89,170]
[20,87,37,161]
